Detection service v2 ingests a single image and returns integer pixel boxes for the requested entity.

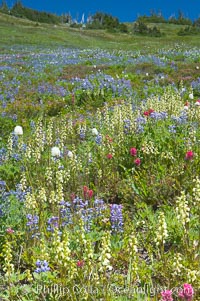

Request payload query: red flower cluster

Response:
[134,158,141,166]
[161,290,173,301]
[178,283,194,301]
[144,108,154,116]
[185,150,194,160]
[130,147,137,156]
[6,228,15,234]
[130,147,141,166]
[77,260,84,268]
[160,283,194,301]
[83,186,93,199]
[106,153,113,159]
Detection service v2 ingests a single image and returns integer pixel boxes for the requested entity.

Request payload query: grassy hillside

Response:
[1,12,200,51]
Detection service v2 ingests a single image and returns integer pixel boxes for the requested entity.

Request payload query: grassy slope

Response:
[1,12,200,51]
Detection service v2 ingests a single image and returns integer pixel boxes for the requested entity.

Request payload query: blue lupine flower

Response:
[47,216,59,232]
[11,133,19,148]
[136,124,144,134]
[80,208,94,232]
[80,128,86,139]
[168,125,176,133]
[73,197,88,210]
[94,199,106,217]
[191,78,200,94]
[14,184,29,202]
[136,116,146,124]
[11,153,21,161]
[26,214,39,238]
[11,114,17,121]
[124,119,131,133]
[60,205,72,226]
[150,111,168,120]
[171,111,188,124]
[0,180,6,188]
[95,134,102,145]
[35,260,50,273]
[110,204,123,233]
[59,197,108,231]
[0,182,31,219]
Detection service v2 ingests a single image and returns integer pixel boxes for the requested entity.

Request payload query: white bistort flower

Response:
[91,128,98,136]
[189,93,194,100]
[67,151,73,158]
[14,125,23,135]
[51,146,61,157]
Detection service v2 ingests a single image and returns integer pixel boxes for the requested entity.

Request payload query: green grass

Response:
[1,12,200,50]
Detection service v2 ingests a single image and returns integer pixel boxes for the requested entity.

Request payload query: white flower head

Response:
[51,146,61,157]
[195,100,200,106]
[145,72,149,76]
[189,93,194,100]
[14,125,23,135]
[67,151,73,158]
[196,66,199,70]
[91,128,98,136]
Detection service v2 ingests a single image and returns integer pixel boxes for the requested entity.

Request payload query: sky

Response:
[6,0,200,22]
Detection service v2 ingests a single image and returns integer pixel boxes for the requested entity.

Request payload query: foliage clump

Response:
[85,11,128,33]
[0,0,9,14]
[136,10,193,26]
[177,25,200,36]
[0,0,61,24]
[133,21,162,37]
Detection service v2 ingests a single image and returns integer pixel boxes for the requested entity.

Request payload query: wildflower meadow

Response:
[0,43,200,301]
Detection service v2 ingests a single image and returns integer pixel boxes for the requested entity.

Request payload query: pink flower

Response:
[6,228,14,234]
[83,186,93,199]
[88,189,93,199]
[178,290,185,299]
[144,108,154,116]
[130,147,137,156]
[83,186,88,199]
[161,290,173,301]
[183,284,194,297]
[185,150,194,160]
[178,284,194,301]
[77,260,84,268]
[107,153,113,159]
[134,158,141,166]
